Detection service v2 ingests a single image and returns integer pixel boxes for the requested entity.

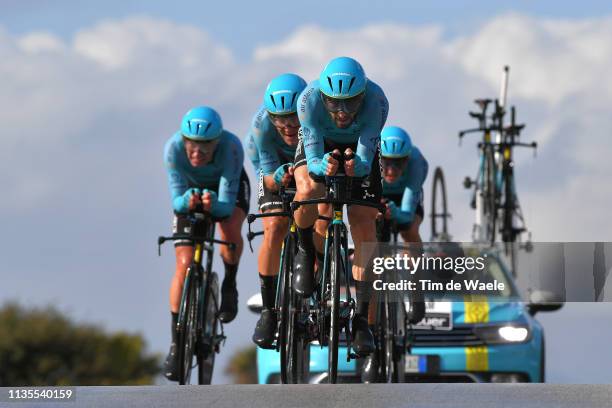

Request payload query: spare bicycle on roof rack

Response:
[458,66,536,276]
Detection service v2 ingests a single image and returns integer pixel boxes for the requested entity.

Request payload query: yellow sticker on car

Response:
[464,296,489,371]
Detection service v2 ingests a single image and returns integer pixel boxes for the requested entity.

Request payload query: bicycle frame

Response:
[291,173,385,383]
[158,212,235,384]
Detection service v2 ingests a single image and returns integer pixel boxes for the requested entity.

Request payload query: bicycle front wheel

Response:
[380,276,407,383]
[198,272,219,385]
[327,223,342,384]
[389,299,407,383]
[177,265,200,385]
[278,237,292,384]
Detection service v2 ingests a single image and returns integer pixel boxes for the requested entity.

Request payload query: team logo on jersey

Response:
[363,190,375,200]
[257,171,264,199]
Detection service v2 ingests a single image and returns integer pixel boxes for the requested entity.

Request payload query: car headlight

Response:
[498,326,529,342]
[474,325,530,344]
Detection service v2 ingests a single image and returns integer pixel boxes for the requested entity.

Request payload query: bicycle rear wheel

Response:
[177,264,200,385]
[430,167,450,241]
[197,272,219,384]
[327,224,342,384]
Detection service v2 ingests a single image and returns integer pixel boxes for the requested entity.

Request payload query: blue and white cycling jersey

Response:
[383,146,429,225]
[297,80,388,178]
[247,105,296,177]
[245,132,260,176]
[164,130,244,217]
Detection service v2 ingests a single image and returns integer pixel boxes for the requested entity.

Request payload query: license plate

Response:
[407,301,453,331]
[405,355,440,374]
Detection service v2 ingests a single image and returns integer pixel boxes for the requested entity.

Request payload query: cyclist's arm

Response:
[253,113,283,178]
[164,137,191,214]
[398,150,429,223]
[354,88,389,177]
[213,134,244,218]
[297,85,326,177]
[245,132,261,175]
[252,117,286,190]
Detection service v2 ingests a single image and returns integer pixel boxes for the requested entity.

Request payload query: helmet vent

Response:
[204,122,211,134]
[339,79,343,93]
[290,92,297,108]
[348,77,355,93]
[327,76,333,92]
[270,95,277,108]
[281,96,285,110]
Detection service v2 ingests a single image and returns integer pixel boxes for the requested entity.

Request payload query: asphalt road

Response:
[3,384,612,408]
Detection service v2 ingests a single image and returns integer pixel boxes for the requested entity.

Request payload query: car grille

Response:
[410,326,484,347]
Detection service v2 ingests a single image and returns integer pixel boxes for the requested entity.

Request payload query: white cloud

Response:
[17,31,66,54]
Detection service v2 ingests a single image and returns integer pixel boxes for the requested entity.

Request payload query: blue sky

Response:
[1,1,612,384]
[3,0,612,55]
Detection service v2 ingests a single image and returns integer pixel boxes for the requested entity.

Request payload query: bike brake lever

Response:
[247,223,255,253]
[157,236,166,256]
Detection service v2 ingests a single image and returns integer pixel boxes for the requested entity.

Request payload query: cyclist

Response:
[162,106,250,381]
[292,56,388,355]
[245,73,307,348]
[378,126,428,244]
[361,125,429,382]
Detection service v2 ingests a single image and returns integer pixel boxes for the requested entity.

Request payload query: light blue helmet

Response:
[181,106,223,141]
[381,126,413,158]
[319,56,367,99]
[264,73,307,114]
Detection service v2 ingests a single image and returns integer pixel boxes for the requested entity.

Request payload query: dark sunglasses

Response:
[268,112,300,127]
[320,91,365,113]
[382,157,408,169]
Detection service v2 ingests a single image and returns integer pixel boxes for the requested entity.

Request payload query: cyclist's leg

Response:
[347,204,378,355]
[216,170,250,323]
[347,147,383,355]
[216,206,246,323]
[165,214,196,380]
[398,207,426,324]
[314,203,332,274]
[253,179,289,346]
[292,139,326,296]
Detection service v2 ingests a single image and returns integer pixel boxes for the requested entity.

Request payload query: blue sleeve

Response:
[213,134,244,218]
[250,107,282,176]
[399,150,429,223]
[297,85,326,177]
[354,85,389,177]
[245,132,260,175]
[164,136,190,214]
